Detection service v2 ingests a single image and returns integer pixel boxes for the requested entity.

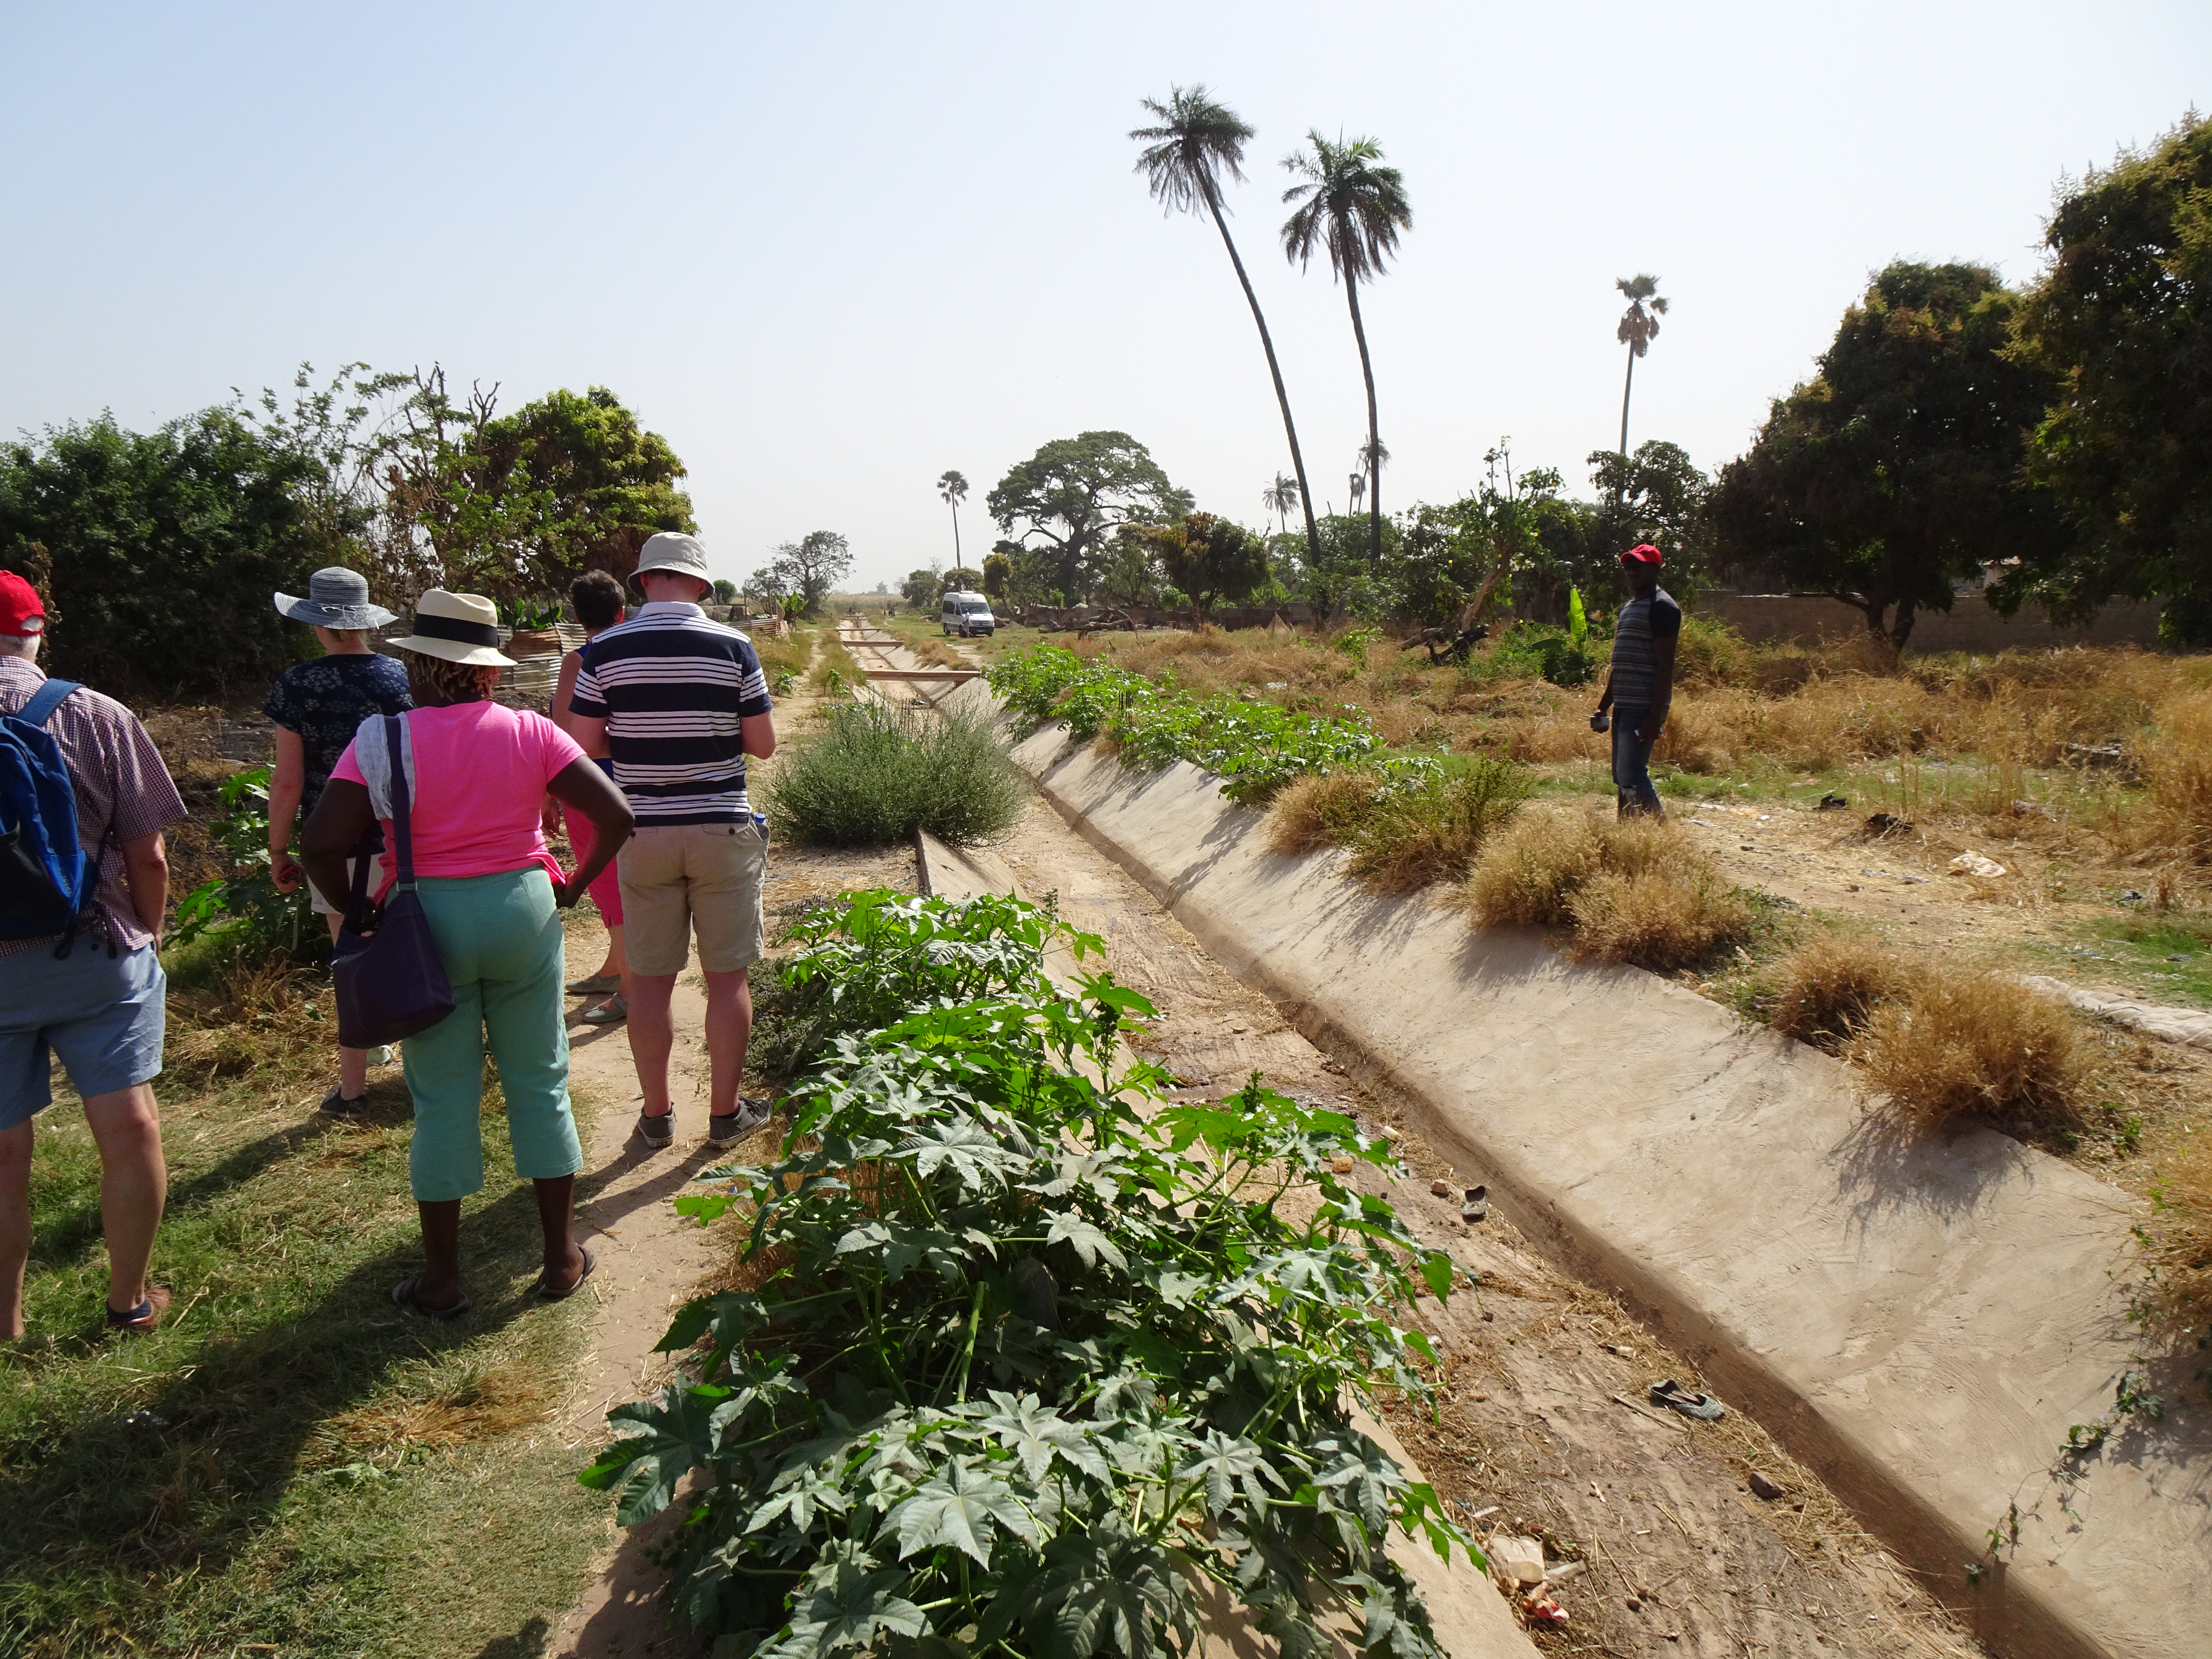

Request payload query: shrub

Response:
[1672,614,1753,688]
[583,893,1475,1659]
[2135,1137,2212,1342]
[1852,968,2087,1127]
[1770,933,1914,1051]
[1345,760,1530,893]
[765,701,1023,846]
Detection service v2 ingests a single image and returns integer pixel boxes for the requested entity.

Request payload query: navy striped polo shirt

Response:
[569,601,774,824]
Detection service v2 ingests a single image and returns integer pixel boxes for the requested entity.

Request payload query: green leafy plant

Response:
[168,766,316,957]
[509,595,563,630]
[583,892,1475,1659]
[1566,585,1587,650]
[1331,624,1384,667]
[990,643,1383,803]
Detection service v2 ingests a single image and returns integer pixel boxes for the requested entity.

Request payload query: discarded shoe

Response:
[1462,1184,1489,1223]
[1649,1379,1726,1420]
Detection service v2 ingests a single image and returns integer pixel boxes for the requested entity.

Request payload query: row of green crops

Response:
[583,891,1480,1659]
[989,644,1385,802]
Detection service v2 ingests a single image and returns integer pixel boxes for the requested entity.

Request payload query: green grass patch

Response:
[2015,911,2212,1009]
[1,976,605,1658]
[764,700,1024,847]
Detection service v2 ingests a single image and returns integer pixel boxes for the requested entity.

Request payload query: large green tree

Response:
[986,432,1190,602]
[1132,86,1322,565]
[0,410,323,699]
[765,530,853,617]
[1280,133,1412,567]
[2006,112,2212,645]
[1587,440,1711,593]
[1707,261,2068,647]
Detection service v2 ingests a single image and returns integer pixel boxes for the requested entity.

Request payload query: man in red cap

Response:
[1591,544,1679,818]
[0,570,186,1338]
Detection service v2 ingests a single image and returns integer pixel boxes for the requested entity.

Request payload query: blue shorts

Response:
[0,942,167,1130]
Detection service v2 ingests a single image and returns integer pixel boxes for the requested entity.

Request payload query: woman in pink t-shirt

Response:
[302,590,633,1320]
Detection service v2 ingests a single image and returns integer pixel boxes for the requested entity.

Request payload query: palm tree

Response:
[937,470,969,567]
[1133,86,1322,564]
[1261,471,1300,536]
[1346,470,1365,516]
[1281,133,1412,565]
[1614,275,1668,469]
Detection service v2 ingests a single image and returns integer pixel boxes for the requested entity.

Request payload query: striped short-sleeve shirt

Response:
[568,601,773,825]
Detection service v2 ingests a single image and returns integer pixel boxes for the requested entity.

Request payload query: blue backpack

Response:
[0,678,95,947]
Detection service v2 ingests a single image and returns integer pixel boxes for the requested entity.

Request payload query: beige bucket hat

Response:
[631,532,712,591]
[389,589,515,667]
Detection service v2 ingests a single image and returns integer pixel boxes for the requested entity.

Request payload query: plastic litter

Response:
[1462,1184,1489,1223]
[1947,850,2007,878]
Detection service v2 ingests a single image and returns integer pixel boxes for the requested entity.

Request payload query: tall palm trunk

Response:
[950,502,962,567]
[1617,344,1636,491]
[1203,181,1321,564]
[1344,271,1382,564]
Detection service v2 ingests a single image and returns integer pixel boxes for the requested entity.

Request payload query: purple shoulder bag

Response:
[333,713,456,1047]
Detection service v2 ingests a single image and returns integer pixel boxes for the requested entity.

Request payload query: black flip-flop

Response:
[537,1244,597,1302]
[1649,1378,1726,1420]
[389,1275,471,1320]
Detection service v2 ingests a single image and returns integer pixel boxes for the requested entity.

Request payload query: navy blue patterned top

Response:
[264,652,413,833]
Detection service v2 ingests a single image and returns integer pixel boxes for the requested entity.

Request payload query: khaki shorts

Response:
[618,820,768,977]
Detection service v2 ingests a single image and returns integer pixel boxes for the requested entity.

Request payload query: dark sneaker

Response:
[637,1110,674,1149]
[319,1084,366,1120]
[708,1096,773,1148]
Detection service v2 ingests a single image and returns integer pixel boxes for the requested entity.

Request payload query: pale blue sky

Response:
[2,3,2204,592]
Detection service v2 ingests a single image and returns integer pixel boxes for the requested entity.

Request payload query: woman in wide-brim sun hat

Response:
[262,567,412,1120]
[299,589,635,1320]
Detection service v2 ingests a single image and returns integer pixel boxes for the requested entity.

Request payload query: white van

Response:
[940,591,995,637]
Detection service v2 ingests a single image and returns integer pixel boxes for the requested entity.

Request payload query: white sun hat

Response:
[631,532,713,590]
[388,589,516,667]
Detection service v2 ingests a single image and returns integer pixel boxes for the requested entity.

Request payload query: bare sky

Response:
[2,3,2203,592]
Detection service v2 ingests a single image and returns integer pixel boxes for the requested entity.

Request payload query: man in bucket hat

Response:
[565,534,778,1150]
[263,567,413,1116]
[1590,543,1679,818]
[0,570,188,1338]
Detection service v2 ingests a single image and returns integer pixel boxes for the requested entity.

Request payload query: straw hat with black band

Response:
[389,589,516,667]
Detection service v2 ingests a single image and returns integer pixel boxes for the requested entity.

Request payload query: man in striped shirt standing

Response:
[567,534,777,1149]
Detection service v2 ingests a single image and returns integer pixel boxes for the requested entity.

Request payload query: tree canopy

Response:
[986,432,1191,602]
[1706,261,2068,646]
[2006,113,2212,645]
[1141,512,1269,619]
[0,409,323,699]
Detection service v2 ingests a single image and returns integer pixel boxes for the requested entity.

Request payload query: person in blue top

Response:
[263,567,413,1115]
[1591,544,1680,819]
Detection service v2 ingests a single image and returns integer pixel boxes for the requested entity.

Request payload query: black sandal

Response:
[389,1275,470,1320]
[537,1244,597,1302]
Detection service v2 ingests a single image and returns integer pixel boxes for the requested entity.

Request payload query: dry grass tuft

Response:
[1568,862,1757,972]
[1771,933,1915,1052]
[1853,968,2088,1128]
[2135,1136,2212,1341]
[1459,808,1602,927]
[1343,764,1530,894]
[2135,689,2212,863]
[1266,771,1380,858]
[1462,808,1751,969]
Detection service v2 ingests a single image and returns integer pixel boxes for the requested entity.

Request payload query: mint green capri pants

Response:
[401,869,581,1203]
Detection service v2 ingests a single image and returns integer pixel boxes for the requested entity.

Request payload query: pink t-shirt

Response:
[332,701,585,886]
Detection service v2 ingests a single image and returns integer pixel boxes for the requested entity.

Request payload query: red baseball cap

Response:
[0,572,46,635]
[1620,544,1663,566]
